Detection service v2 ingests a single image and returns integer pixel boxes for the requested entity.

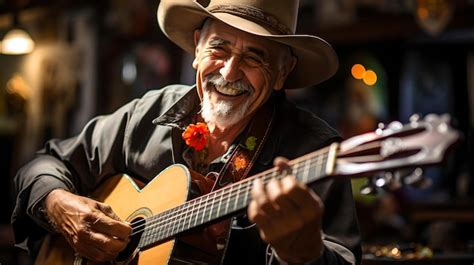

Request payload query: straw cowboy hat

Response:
[157,0,338,89]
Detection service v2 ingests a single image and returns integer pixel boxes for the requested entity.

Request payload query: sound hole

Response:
[116,217,145,263]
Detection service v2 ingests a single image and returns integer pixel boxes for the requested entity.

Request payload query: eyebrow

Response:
[208,37,267,59]
[209,38,229,47]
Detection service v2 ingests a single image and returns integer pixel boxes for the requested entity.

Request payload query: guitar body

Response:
[35,164,225,265]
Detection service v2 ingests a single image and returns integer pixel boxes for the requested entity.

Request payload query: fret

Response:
[209,192,216,221]
[194,196,202,227]
[200,194,208,224]
[149,217,159,244]
[150,217,158,246]
[138,226,147,248]
[178,206,187,233]
[187,198,195,230]
[148,219,155,245]
[146,218,153,247]
[303,157,310,183]
[162,213,171,239]
[170,210,177,238]
[139,222,148,248]
[292,161,299,180]
[318,152,324,180]
[225,185,232,215]
[233,183,240,210]
[243,181,250,206]
[177,205,185,234]
[216,187,224,218]
[155,216,165,242]
[313,154,322,184]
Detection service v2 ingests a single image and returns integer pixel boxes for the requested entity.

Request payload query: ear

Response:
[192,29,202,69]
[274,55,297,91]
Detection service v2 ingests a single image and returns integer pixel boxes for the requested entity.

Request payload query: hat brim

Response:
[157,0,338,89]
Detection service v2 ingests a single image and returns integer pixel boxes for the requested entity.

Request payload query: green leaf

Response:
[245,136,257,151]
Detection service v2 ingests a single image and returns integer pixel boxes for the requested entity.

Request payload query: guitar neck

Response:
[137,144,337,249]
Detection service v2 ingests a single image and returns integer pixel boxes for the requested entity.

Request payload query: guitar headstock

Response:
[332,114,460,189]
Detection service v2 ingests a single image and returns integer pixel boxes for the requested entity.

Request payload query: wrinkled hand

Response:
[44,189,132,262]
[248,157,324,264]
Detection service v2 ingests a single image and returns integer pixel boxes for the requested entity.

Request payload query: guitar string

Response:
[127,146,330,233]
[129,153,329,239]
[130,154,328,238]
[128,153,327,232]
[129,153,328,238]
[136,155,329,247]
[128,151,327,232]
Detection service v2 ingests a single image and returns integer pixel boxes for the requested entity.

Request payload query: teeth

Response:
[215,85,245,96]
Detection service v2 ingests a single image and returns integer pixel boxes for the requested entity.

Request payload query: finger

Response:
[86,213,132,240]
[266,179,299,215]
[248,199,268,224]
[281,177,324,221]
[247,200,274,243]
[251,179,279,216]
[249,179,270,223]
[77,226,129,254]
[251,178,266,204]
[97,202,121,221]
[273,157,291,174]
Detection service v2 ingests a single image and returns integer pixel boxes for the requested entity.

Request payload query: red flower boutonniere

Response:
[182,122,210,151]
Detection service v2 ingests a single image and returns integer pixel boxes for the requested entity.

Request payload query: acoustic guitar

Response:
[35,114,459,264]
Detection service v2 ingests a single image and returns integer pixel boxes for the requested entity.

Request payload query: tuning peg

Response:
[424,113,439,122]
[440,114,451,123]
[436,114,452,133]
[403,168,432,189]
[376,123,385,135]
[386,171,403,191]
[360,181,378,195]
[374,172,402,191]
[388,121,403,131]
[409,113,421,124]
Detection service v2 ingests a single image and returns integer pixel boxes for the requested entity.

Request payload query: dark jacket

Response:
[12,84,361,264]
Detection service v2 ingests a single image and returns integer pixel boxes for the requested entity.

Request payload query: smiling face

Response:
[192,19,296,129]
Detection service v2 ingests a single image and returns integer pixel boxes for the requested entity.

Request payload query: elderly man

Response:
[12,0,361,264]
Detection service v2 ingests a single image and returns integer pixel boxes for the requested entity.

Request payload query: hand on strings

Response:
[248,157,324,264]
[44,189,132,262]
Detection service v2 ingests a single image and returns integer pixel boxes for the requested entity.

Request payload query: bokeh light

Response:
[363,70,377,86]
[351,64,366,79]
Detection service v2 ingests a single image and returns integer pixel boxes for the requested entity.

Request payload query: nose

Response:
[219,55,242,82]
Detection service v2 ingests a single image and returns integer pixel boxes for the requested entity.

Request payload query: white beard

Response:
[200,75,252,128]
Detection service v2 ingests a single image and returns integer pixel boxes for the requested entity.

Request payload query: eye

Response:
[209,46,227,57]
[244,55,265,68]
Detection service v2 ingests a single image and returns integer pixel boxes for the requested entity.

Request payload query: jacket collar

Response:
[152,85,200,130]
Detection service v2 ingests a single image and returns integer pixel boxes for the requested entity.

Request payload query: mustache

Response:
[204,74,253,94]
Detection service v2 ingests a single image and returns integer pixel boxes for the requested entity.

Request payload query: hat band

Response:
[208,5,292,35]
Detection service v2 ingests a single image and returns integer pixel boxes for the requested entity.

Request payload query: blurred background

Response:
[0,0,473,264]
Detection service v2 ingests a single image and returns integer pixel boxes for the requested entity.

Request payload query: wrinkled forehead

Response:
[201,19,289,53]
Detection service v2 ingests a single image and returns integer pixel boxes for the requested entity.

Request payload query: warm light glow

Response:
[417,7,429,20]
[363,70,377,86]
[351,64,366,79]
[1,28,35,55]
[6,73,31,100]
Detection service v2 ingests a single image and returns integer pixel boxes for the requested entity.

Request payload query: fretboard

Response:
[136,146,333,249]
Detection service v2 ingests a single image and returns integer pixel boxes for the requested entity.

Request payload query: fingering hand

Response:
[248,157,324,264]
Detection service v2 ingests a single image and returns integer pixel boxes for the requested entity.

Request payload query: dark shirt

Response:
[12,84,361,264]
